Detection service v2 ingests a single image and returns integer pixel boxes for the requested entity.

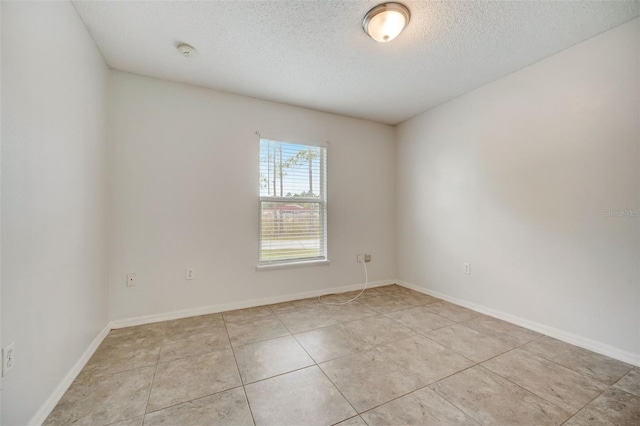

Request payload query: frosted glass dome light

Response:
[363,3,410,43]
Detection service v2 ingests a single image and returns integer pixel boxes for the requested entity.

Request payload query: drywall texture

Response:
[396,19,640,359]
[1,2,109,424]
[108,71,396,320]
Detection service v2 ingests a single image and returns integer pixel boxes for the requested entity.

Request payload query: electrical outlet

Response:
[463,262,471,275]
[356,254,364,263]
[2,343,15,376]
[126,273,136,287]
[364,253,372,263]
[186,268,195,280]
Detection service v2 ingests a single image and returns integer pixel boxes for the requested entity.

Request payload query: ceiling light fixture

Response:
[177,43,197,57]
[362,2,410,43]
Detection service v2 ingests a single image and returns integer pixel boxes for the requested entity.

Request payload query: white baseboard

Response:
[28,324,111,426]
[396,280,640,367]
[110,279,395,329]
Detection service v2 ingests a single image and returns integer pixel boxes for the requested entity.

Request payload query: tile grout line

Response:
[148,304,532,421]
[427,333,594,424]
[141,320,243,417]
[610,384,640,398]
[57,286,635,425]
[558,385,610,425]
[330,414,368,426]
[142,385,245,416]
[408,335,561,425]
[288,328,362,422]
[222,313,258,426]
[515,340,635,386]
[142,361,160,419]
[214,291,517,420]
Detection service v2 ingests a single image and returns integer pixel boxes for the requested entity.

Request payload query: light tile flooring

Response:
[45,284,640,425]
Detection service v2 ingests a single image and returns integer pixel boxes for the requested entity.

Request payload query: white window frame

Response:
[256,138,328,270]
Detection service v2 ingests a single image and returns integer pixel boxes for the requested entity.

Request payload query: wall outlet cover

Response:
[2,343,15,376]
[126,273,137,287]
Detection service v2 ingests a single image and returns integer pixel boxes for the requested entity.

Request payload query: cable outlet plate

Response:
[2,343,15,376]
[126,273,136,287]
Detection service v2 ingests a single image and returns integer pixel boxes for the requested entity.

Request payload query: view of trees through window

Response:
[259,139,327,263]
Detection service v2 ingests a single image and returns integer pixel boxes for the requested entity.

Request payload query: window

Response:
[259,138,327,266]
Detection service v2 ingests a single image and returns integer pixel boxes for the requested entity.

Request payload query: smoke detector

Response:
[177,43,197,57]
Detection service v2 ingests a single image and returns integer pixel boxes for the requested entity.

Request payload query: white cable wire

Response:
[318,261,368,305]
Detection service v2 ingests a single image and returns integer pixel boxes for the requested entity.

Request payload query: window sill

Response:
[256,259,330,271]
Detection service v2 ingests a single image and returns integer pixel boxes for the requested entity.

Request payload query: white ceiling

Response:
[73,0,639,125]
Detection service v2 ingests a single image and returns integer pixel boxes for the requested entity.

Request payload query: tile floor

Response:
[45,284,640,426]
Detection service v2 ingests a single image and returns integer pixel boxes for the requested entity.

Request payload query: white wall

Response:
[108,71,396,321]
[1,2,109,424]
[396,19,640,361]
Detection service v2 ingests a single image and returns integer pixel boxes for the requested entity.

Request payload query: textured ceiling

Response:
[73,0,639,125]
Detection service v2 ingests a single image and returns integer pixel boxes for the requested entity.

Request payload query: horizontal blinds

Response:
[259,139,324,198]
[259,139,327,263]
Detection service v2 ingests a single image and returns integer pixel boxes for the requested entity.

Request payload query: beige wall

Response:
[1,2,110,424]
[107,71,396,321]
[396,19,640,362]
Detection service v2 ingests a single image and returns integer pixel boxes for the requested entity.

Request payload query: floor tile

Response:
[159,327,230,362]
[482,348,608,413]
[423,301,480,322]
[44,367,155,425]
[386,306,454,332]
[391,288,441,306]
[147,349,241,412]
[295,324,372,363]
[277,303,377,334]
[47,296,637,425]
[522,336,633,384]
[321,302,380,323]
[376,335,474,385]
[425,324,517,362]
[319,349,424,412]
[84,333,161,376]
[343,315,415,347]
[164,313,225,339]
[107,416,143,426]
[565,388,640,426]
[361,387,478,426]
[614,367,640,397]
[245,366,356,426]
[432,366,571,425]
[223,305,275,324]
[276,305,343,333]
[269,297,319,314]
[334,416,368,426]
[375,284,404,293]
[109,323,167,340]
[143,387,253,425]
[234,335,314,383]
[318,288,386,303]
[463,314,541,345]
[358,293,414,313]
[226,316,290,346]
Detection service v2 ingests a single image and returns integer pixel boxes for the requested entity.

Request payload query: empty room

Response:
[1,0,639,425]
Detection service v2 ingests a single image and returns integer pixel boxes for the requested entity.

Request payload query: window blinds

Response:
[259,138,327,264]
